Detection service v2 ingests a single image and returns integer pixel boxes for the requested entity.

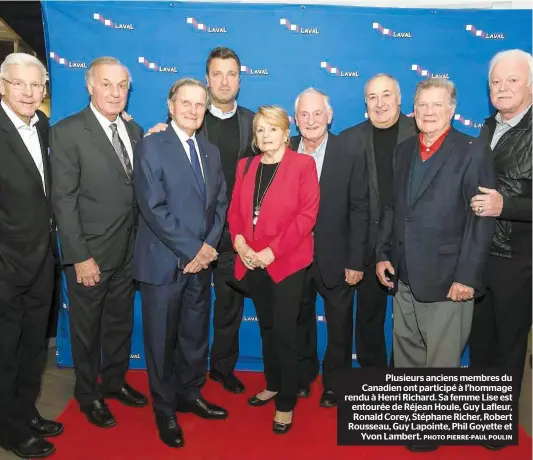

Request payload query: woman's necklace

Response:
[253,161,281,226]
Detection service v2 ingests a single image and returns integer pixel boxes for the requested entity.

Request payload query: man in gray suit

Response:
[51,57,148,429]
[339,74,417,368]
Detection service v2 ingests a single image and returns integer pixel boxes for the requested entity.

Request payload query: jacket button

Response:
[405,217,412,222]
[126,180,132,186]
[374,220,379,224]
[399,241,403,246]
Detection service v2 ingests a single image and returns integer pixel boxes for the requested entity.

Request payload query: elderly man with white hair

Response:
[291,88,369,408]
[0,53,61,458]
[469,50,532,446]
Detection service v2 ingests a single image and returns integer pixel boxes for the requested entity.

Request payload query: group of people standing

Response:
[0,43,530,458]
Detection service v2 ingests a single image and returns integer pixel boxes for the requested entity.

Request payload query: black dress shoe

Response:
[81,399,116,428]
[103,383,148,407]
[176,396,228,419]
[297,385,311,398]
[155,415,184,448]
[406,444,438,452]
[210,371,246,394]
[10,437,55,459]
[273,421,292,434]
[483,444,506,451]
[320,390,338,408]
[248,393,276,407]
[29,414,64,437]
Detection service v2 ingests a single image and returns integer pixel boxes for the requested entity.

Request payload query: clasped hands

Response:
[234,235,274,270]
[184,243,218,274]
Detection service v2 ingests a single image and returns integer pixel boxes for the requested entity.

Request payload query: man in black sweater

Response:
[201,48,254,393]
[339,74,416,368]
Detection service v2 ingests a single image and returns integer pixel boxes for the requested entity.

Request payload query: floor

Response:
[0,347,531,459]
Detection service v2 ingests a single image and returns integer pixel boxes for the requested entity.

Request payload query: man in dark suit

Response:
[133,78,228,448]
[0,53,62,459]
[147,48,254,393]
[50,57,148,429]
[376,78,495,453]
[292,88,369,408]
[339,74,417,368]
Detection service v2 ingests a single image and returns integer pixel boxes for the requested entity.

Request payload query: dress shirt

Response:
[90,103,133,164]
[297,133,328,180]
[171,121,205,179]
[2,100,45,193]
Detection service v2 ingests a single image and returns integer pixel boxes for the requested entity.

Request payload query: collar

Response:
[90,103,120,129]
[1,100,39,129]
[419,126,450,158]
[208,101,237,120]
[171,120,197,144]
[495,104,532,128]
[297,133,329,155]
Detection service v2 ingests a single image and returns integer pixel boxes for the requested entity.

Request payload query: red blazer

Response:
[228,148,320,283]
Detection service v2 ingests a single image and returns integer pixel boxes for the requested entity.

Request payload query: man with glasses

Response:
[51,57,148,430]
[0,52,61,459]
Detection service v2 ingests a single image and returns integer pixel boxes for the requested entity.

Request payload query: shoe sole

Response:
[175,408,228,420]
[11,446,56,459]
[209,375,245,394]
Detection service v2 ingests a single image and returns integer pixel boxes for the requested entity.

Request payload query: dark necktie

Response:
[109,123,133,180]
[186,138,205,198]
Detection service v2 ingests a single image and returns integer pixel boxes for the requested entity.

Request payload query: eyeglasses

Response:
[2,78,45,93]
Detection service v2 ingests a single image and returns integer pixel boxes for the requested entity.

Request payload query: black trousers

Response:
[247,268,306,412]
[297,263,355,391]
[469,254,532,401]
[355,263,389,368]
[209,250,244,376]
[141,270,211,417]
[65,254,135,408]
[0,249,54,447]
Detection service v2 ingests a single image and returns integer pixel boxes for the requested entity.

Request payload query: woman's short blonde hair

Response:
[252,105,291,150]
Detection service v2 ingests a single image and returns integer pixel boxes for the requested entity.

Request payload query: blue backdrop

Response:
[42,1,532,371]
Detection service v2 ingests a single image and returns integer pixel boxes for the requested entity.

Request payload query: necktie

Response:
[186,138,206,198]
[109,123,133,180]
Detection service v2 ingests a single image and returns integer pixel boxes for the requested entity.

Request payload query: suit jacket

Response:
[50,106,144,269]
[132,128,228,286]
[0,106,54,286]
[228,148,320,283]
[339,113,417,265]
[290,133,369,288]
[376,127,496,302]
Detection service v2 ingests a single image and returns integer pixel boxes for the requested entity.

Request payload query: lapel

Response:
[237,107,250,161]
[0,104,45,194]
[410,128,457,207]
[397,113,417,144]
[363,121,379,197]
[196,135,211,207]
[318,133,338,193]
[36,121,51,197]
[120,114,140,152]
[81,106,129,179]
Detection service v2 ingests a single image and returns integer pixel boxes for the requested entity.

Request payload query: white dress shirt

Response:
[208,101,237,120]
[90,103,133,164]
[2,100,46,194]
[171,121,205,179]
[297,133,328,180]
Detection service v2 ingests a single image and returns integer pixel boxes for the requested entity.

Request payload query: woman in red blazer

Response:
[228,105,319,434]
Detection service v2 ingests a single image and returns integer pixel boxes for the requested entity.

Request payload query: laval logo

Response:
[279,18,319,34]
[320,61,359,77]
[138,57,177,73]
[372,22,412,38]
[93,13,134,30]
[465,24,505,40]
[411,64,449,79]
[186,17,227,33]
[240,65,269,76]
[49,52,87,69]
[454,114,483,128]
